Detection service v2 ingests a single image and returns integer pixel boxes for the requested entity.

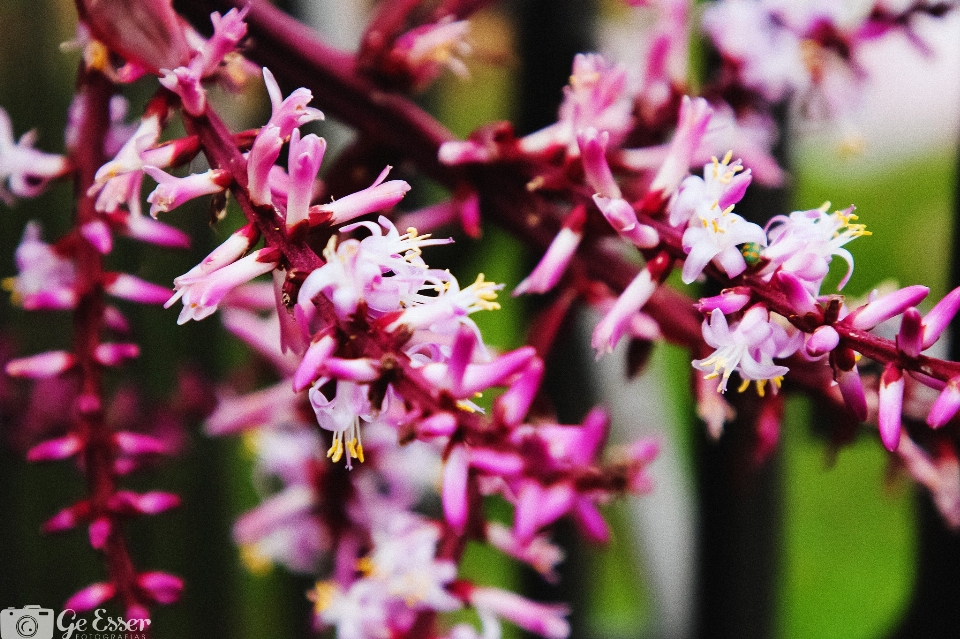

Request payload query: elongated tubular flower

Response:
[89,112,163,214]
[469,586,570,639]
[311,166,411,226]
[0,107,69,203]
[514,206,585,296]
[159,62,206,116]
[285,129,325,228]
[262,67,324,138]
[198,7,250,77]
[878,362,905,451]
[592,268,657,355]
[166,249,279,324]
[247,125,283,206]
[578,128,659,248]
[144,166,231,217]
[648,96,712,200]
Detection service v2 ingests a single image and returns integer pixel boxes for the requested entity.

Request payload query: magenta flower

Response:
[262,67,324,138]
[314,166,411,225]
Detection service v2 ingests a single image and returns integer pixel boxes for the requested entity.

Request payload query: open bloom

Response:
[762,204,870,294]
[681,201,765,284]
[166,249,278,324]
[693,306,799,394]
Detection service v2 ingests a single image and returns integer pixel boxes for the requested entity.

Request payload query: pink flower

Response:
[693,306,799,393]
[762,205,870,294]
[681,201,765,284]
[0,107,69,204]
[166,249,279,324]
[144,166,231,217]
[519,54,632,156]
[392,18,472,89]
[4,222,77,310]
[285,129,326,228]
[313,166,410,226]
[262,67,324,138]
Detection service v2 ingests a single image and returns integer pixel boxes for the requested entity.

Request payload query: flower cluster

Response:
[5,0,960,636]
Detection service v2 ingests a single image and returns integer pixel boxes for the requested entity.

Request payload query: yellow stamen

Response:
[356,556,375,576]
[737,379,750,393]
[240,544,273,576]
[327,438,344,463]
[310,582,337,615]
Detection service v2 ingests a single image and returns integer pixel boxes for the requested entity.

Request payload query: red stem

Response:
[71,66,145,614]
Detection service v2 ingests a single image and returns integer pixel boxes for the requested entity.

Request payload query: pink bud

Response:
[459,346,537,396]
[43,502,90,533]
[572,498,609,543]
[922,286,960,349]
[836,364,868,422]
[469,587,570,639]
[293,335,337,392]
[109,490,180,515]
[316,166,411,225]
[577,128,620,198]
[469,448,524,475]
[775,271,817,314]
[137,571,183,605]
[27,434,84,461]
[443,445,470,533]
[324,357,380,382]
[806,325,840,357]
[285,129,325,228]
[592,268,657,355]
[159,65,206,116]
[114,432,169,455]
[144,166,230,218]
[898,307,923,358]
[878,363,904,452]
[6,351,75,378]
[89,517,111,549]
[514,208,584,297]
[514,481,574,544]
[94,343,140,366]
[845,285,929,330]
[495,358,544,427]
[418,412,458,438]
[103,306,131,333]
[247,125,283,206]
[81,220,113,254]
[928,377,960,428]
[696,287,751,315]
[105,273,173,305]
[64,581,116,612]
